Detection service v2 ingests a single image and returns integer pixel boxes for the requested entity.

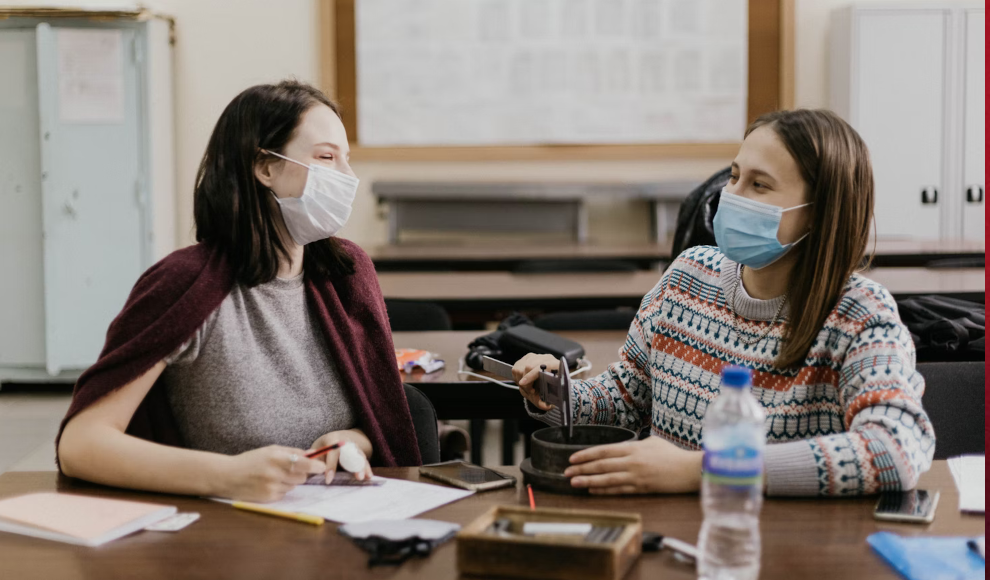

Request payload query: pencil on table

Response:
[232,501,325,526]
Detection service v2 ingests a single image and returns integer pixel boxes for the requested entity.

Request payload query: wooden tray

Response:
[457,505,642,580]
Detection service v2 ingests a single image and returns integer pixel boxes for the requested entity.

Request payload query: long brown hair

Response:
[193,80,355,286]
[746,110,874,368]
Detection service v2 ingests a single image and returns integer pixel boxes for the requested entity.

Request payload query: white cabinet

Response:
[961,8,984,240]
[831,3,985,242]
[0,14,175,382]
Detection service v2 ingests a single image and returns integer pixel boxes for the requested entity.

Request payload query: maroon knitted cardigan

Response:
[55,240,422,469]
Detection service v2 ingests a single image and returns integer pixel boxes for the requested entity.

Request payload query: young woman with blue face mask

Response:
[513,109,934,497]
[56,81,423,501]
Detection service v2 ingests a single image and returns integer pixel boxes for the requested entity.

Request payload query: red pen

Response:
[305,442,343,460]
[528,484,536,511]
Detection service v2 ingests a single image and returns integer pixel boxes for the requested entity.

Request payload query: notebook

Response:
[868,532,985,580]
[0,492,177,547]
[948,455,985,513]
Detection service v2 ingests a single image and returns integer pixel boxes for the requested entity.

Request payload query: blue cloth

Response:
[868,532,985,580]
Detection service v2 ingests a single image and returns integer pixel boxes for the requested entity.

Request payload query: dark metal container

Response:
[520,425,637,495]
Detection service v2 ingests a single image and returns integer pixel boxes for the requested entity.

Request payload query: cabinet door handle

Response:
[966,185,984,203]
[921,187,939,205]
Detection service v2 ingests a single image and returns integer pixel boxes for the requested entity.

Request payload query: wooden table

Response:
[868,239,986,267]
[0,463,979,580]
[379,268,985,327]
[367,239,984,271]
[367,241,672,272]
[394,330,625,464]
[393,330,623,420]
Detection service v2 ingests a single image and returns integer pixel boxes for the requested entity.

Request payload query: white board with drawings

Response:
[355,0,748,147]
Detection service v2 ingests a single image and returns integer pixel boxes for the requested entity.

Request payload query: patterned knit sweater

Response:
[540,246,935,496]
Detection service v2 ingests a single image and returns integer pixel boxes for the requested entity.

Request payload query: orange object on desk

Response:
[395,348,430,369]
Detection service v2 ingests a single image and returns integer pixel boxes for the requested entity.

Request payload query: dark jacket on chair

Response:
[671,167,731,258]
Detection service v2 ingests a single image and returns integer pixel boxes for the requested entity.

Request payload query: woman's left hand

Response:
[564,436,703,495]
[309,429,374,483]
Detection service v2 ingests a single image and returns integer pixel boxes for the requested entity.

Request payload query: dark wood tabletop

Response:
[0,462,979,580]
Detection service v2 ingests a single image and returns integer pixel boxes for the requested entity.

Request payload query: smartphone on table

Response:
[873,490,940,524]
[419,461,517,491]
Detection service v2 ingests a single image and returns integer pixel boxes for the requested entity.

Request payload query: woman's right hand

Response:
[222,445,326,503]
[511,353,560,412]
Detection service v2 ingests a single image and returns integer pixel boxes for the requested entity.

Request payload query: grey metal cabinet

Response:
[0,13,175,382]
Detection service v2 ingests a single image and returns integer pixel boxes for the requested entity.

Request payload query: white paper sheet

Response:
[355,0,747,146]
[56,28,125,123]
[948,455,985,513]
[215,477,474,524]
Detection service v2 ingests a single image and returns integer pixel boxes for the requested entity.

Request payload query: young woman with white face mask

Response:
[513,109,935,497]
[57,81,423,502]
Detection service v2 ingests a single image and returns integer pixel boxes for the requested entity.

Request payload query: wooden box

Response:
[457,505,642,580]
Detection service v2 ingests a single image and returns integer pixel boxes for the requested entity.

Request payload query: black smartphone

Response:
[419,461,517,491]
[874,490,940,523]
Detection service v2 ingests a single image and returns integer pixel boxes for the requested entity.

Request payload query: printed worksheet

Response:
[215,477,474,524]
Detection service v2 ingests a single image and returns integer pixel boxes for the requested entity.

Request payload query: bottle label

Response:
[703,445,764,487]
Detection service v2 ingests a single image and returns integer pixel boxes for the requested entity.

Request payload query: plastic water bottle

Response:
[698,366,766,580]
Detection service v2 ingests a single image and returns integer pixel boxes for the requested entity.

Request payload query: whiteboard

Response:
[355,0,748,147]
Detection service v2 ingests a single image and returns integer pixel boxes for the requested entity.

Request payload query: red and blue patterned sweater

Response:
[552,246,935,496]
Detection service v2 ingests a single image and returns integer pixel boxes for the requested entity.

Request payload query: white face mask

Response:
[263,150,359,245]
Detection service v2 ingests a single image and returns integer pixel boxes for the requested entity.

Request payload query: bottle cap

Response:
[721,365,752,389]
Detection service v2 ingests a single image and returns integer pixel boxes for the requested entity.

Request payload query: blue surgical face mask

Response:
[713,189,812,269]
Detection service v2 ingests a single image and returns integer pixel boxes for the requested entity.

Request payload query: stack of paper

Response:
[948,455,985,513]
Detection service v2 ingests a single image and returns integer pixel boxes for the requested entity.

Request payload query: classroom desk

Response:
[0,463,978,580]
[868,238,986,268]
[379,268,986,325]
[394,330,622,419]
[368,241,672,271]
[367,239,984,271]
[396,330,622,464]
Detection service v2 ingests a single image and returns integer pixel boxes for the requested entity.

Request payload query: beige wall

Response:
[8,0,908,249]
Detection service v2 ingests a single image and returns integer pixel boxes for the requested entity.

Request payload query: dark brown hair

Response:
[193,80,355,286]
[746,109,874,368]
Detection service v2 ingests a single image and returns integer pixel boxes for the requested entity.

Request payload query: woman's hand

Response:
[511,353,560,411]
[223,445,325,502]
[564,437,703,495]
[309,429,374,483]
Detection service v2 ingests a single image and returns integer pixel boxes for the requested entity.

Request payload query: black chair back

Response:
[671,166,731,258]
[403,384,441,465]
[385,299,452,332]
[917,362,985,459]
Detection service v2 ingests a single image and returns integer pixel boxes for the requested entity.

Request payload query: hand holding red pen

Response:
[224,445,325,502]
[307,429,374,484]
